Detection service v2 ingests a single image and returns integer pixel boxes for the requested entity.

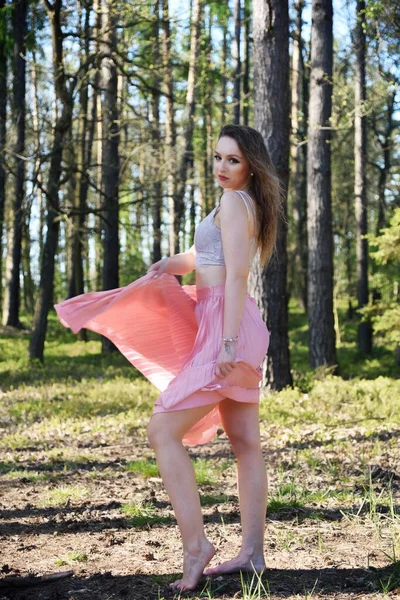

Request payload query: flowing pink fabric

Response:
[54,272,269,445]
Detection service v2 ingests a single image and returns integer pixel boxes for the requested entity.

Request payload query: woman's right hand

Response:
[146,257,170,279]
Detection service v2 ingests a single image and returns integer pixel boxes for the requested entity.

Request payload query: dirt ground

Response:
[1,420,400,600]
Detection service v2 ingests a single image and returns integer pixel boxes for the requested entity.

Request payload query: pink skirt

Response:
[54,272,270,445]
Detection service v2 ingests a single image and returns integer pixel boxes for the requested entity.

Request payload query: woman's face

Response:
[214,136,252,192]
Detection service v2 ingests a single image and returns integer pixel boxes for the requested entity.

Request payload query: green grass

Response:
[126,459,159,478]
[200,493,230,506]
[55,550,89,566]
[38,485,89,507]
[1,469,52,482]
[121,501,172,527]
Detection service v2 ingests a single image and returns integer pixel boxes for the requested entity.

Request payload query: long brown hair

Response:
[218,124,284,267]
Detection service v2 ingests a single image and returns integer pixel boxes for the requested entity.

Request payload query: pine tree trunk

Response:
[174,0,203,254]
[0,0,7,308]
[306,0,337,369]
[243,0,251,126]
[162,0,177,257]
[100,0,120,353]
[252,0,292,390]
[354,0,372,354]
[67,4,90,305]
[2,0,27,328]
[22,212,34,313]
[151,0,162,263]
[29,0,74,361]
[31,26,45,271]
[232,0,241,124]
[290,0,307,310]
[221,19,228,126]
[374,91,395,235]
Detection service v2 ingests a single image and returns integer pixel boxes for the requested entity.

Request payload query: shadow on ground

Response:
[1,562,399,600]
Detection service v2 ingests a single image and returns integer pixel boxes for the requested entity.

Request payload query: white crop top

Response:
[194,190,258,268]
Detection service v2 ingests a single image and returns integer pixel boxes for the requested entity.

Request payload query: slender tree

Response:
[0,0,7,307]
[67,1,91,304]
[306,0,337,369]
[354,0,372,354]
[162,0,177,257]
[174,0,203,254]
[2,0,27,327]
[252,0,292,390]
[232,0,241,124]
[372,90,396,237]
[243,0,251,126]
[290,0,307,309]
[29,0,75,360]
[100,0,120,353]
[151,0,162,263]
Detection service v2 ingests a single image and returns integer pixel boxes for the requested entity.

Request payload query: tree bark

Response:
[0,0,7,308]
[162,0,177,257]
[233,0,241,124]
[174,0,203,255]
[67,3,91,305]
[221,17,228,127]
[243,0,251,126]
[290,0,307,310]
[2,0,27,328]
[29,0,74,360]
[100,0,120,353]
[306,0,337,369]
[252,0,292,390]
[373,90,395,235]
[354,0,372,354]
[151,0,162,263]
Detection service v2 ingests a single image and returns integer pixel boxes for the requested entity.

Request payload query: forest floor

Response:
[0,310,400,600]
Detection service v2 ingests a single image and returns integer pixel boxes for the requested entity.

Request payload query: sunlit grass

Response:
[1,469,51,482]
[55,550,89,566]
[121,501,172,527]
[125,459,159,478]
[38,485,89,507]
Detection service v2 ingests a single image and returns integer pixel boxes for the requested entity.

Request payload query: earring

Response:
[251,173,254,176]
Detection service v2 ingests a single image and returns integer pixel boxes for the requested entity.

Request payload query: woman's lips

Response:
[218,175,229,181]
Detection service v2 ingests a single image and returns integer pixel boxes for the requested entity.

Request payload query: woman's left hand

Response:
[214,343,238,380]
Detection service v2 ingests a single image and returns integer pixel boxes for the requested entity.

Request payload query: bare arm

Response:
[219,191,251,339]
[167,245,196,275]
[147,245,196,276]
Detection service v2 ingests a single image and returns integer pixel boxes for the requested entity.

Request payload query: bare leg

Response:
[204,399,267,575]
[147,404,218,590]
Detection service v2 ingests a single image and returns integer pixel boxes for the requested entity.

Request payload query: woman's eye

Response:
[230,158,239,164]
[214,155,221,160]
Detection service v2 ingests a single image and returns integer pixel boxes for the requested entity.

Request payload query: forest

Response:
[0,0,398,382]
[0,1,399,599]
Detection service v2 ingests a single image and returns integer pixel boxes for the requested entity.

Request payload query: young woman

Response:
[55,124,282,592]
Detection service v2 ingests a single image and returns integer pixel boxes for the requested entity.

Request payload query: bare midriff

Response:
[195,264,230,290]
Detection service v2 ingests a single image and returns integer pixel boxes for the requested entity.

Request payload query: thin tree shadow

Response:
[2,563,400,599]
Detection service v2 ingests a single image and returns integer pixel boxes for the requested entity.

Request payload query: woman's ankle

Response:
[238,546,265,562]
[184,536,213,556]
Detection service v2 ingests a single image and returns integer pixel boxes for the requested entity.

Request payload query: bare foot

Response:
[170,539,215,591]
[204,554,265,576]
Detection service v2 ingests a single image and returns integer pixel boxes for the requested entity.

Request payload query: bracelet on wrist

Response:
[222,336,239,343]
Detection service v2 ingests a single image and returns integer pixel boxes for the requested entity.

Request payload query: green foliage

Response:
[363,208,400,348]
[371,208,400,265]
[0,2,13,52]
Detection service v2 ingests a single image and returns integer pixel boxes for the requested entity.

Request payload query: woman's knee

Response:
[147,416,178,449]
[228,429,261,456]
